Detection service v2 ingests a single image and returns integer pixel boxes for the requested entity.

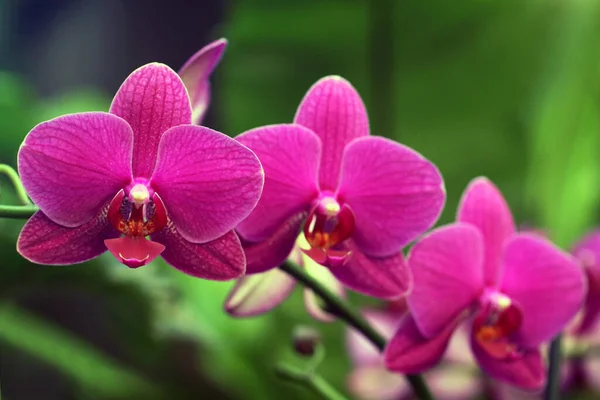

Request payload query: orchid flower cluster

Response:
[8,38,592,398]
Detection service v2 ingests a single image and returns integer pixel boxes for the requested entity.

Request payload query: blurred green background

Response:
[1,0,600,399]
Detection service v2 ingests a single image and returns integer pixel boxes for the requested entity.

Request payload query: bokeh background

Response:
[1,0,600,399]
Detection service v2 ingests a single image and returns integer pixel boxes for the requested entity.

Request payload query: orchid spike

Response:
[17,63,264,280]
[384,177,586,390]
[179,38,227,125]
[235,76,444,298]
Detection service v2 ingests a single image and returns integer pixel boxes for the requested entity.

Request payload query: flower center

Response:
[473,291,523,360]
[301,196,355,266]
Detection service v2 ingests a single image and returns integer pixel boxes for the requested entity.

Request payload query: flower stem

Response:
[0,164,31,205]
[279,261,435,400]
[0,204,38,219]
[275,363,348,400]
[544,335,562,400]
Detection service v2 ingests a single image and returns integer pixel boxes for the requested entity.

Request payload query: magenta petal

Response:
[348,366,408,400]
[224,268,296,317]
[235,124,320,242]
[151,125,264,243]
[110,63,192,178]
[572,231,600,333]
[329,240,410,299]
[242,212,307,274]
[384,314,456,374]
[337,136,445,256]
[179,38,227,125]
[471,338,545,390]
[18,112,133,227]
[407,223,485,338]
[17,210,119,265]
[104,236,165,268]
[457,177,516,286]
[294,76,369,191]
[500,234,585,347]
[152,225,245,280]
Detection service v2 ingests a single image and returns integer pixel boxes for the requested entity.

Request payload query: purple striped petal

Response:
[407,223,485,338]
[500,234,585,347]
[471,337,545,390]
[17,210,119,265]
[330,240,410,299]
[236,124,320,242]
[294,76,369,191]
[179,38,227,124]
[303,257,345,322]
[152,225,245,280]
[457,177,516,286]
[151,125,264,244]
[337,136,445,256]
[110,63,192,178]
[18,112,133,227]
[225,268,296,317]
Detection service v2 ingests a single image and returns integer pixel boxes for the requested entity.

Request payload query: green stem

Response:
[275,364,348,400]
[0,204,38,218]
[544,335,562,400]
[0,164,31,205]
[279,261,435,400]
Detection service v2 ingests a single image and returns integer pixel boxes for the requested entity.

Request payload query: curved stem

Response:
[0,204,38,219]
[279,261,435,400]
[0,164,31,205]
[544,335,562,400]
[275,364,348,400]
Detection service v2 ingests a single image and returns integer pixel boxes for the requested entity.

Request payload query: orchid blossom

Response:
[234,76,445,298]
[17,63,264,280]
[384,177,585,390]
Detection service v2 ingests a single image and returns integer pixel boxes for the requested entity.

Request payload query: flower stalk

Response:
[279,261,435,400]
[0,204,38,219]
[545,335,562,400]
[275,363,348,400]
[0,164,32,205]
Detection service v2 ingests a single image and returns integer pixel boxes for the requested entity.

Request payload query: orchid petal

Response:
[224,268,296,317]
[427,367,482,400]
[235,124,320,242]
[501,233,585,347]
[348,366,407,400]
[329,240,410,299]
[457,177,516,286]
[151,125,264,243]
[18,112,132,227]
[152,225,244,280]
[294,76,369,191]
[303,257,345,322]
[572,231,600,334]
[110,63,192,178]
[347,310,401,367]
[17,210,119,265]
[471,337,545,390]
[407,223,485,338]
[104,236,165,268]
[179,38,227,124]
[384,314,457,374]
[337,136,445,256]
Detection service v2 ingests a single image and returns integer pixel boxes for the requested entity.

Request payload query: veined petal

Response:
[152,224,245,280]
[470,337,545,390]
[110,63,192,178]
[179,38,227,124]
[17,210,119,265]
[384,314,457,374]
[337,136,445,256]
[303,257,345,322]
[242,212,307,274]
[407,223,485,338]
[330,240,410,299]
[500,234,585,347]
[18,112,133,227]
[236,124,320,242]
[104,236,165,268]
[151,125,264,243]
[347,310,402,367]
[348,366,407,400]
[294,76,369,191]
[457,177,516,286]
[225,269,296,317]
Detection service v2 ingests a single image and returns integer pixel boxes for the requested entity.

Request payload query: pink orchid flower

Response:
[234,76,445,298]
[384,177,586,390]
[17,63,264,280]
[179,38,227,125]
[224,235,345,322]
[571,231,600,335]
[347,306,482,400]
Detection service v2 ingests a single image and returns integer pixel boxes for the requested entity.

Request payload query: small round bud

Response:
[292,326,320,356]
